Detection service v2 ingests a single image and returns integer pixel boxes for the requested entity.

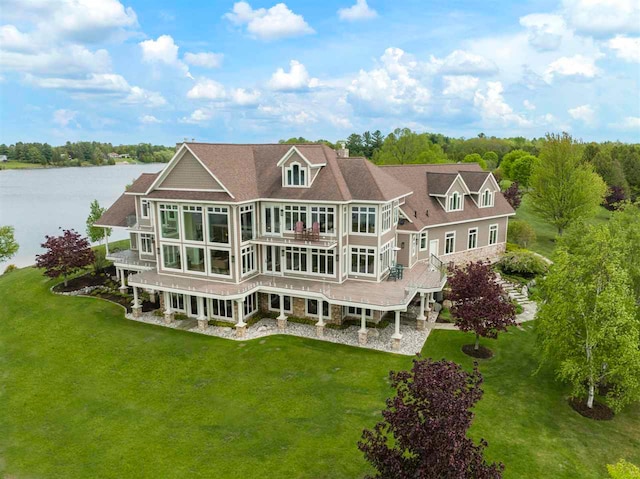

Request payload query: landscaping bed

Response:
[462,344,494,359]
[52,265,116,293]
[569,397,614,421]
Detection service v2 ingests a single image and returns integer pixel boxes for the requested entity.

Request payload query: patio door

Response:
[429,239,439,257]
[264,245,282,275]
[263,205,281,235]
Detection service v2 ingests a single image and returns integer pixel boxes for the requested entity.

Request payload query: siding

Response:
[159,152,225,190]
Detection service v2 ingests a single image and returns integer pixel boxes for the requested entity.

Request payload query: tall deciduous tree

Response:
[358,358,503,479]
[448,261,516,352]
[35,229,94,286]
[510,154,539,188]
[536,223,640,412]
[86,199,111,244]
[529,133,607,235]
[0,225,19,263]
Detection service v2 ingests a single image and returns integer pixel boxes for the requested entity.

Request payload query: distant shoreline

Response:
[0,160,166,171]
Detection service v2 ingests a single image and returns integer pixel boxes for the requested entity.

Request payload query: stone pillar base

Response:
[235,325,247,338]
[416,318,426,331]
[197,318,208,331]
[277,318,288,331]
[163,312,174,324]
[132,306,142,318]
[391,335,402,350]
[316,324,325,338]
[119,286,128,294]
[358,330,368,345]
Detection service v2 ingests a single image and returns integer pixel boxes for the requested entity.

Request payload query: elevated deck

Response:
[107,249,156,271]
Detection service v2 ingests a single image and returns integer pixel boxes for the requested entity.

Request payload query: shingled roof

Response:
[382,164,515,231]
[126,172,159,194]
[94,193,135,227]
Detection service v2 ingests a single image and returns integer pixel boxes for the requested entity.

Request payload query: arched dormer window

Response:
[481,188,494,207]
[448,191,462,212]
[285,162,307,187]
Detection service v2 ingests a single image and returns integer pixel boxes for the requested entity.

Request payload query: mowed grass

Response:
[0,160,47,170]
[514,195,612,258]
[1,267,638,478]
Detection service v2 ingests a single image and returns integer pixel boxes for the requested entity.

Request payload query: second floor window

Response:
[285,162,307,186]
[481,189,494,207]
[140,233,154,254]
[141,199,149,218]
[351,206,376,234]
[285,205,307,231]
[183,205,204,242]
[162,244,181,270]
[159,204,179,240]
[444,232,455,254]
[381,203,392,231]
[240,205,254,242]
[489,224,498,245]
[311,206,335,234]
[448,192,462,212]
[241,245,256,275]
[208,207,229,244]
[351,247,375,275]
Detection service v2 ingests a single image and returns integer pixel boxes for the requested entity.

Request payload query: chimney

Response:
[337,141,349,158]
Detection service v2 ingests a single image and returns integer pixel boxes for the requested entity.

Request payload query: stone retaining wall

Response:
[440,243,506,267]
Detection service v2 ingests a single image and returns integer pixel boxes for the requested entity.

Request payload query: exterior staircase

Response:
[495,273,533,307]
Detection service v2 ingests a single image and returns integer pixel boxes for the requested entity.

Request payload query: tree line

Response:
[0,141,175,166]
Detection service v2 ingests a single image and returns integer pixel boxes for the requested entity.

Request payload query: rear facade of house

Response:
[96,142,514,347]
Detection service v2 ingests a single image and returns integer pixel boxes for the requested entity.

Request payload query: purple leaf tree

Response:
[447,261,516,353]
[358,358,504,479]
[502,181,522,210]
[35,229,94,286]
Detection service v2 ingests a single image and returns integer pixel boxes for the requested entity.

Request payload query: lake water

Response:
[0,163,164,271]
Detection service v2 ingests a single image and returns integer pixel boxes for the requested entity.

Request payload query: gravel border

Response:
[126,311,431,356]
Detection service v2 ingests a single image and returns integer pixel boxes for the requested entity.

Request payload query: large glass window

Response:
[209,249,230,276]
[270,294,292,312]
[346,307,372,318]
[310,206,335,234]
[306,299,330,318]
[141,199,149,218]
[445,232,456,254]
[380,240,394,273]
[381,203,392,231]
[159,204,179,240]
[481,189,494,207]
[264,205,281,234]
[489,224,498,245]
[241,245,256,275]
[448,192,462,212]
[208,207,229,244]
[468,228,478,249]
[210,298,233,320]
[162,244,181,270]
[351,247,375,275]
[284,205,307,231]
[311,249,334,275]
[240,205,254,242]
[183,206,204,242]
[170,293,185,311]
[244,293,258,317]
[351,206,376,234]
[285,246,307,272]
[185,246,205,273]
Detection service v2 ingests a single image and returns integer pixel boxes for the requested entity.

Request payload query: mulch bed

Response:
[91,292,157,313]
[462,344,494,359]
[53,271,111,292]
[569,397,614,421]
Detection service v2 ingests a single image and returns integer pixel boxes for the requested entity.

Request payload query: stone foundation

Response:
[163,311,174,324]
[316,324,324,338]
[277,318,288,330]
[391,335,402,350]
[132,305,142,318]
[441,243,506,266]
[416,318,426,331]
[197,318,208,331]
[235,324,247,338]
[358,330,368,345]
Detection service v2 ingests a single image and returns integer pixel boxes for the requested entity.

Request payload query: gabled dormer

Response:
[427,172,470,213]
[276,146,326,189]
[459,171,500,208]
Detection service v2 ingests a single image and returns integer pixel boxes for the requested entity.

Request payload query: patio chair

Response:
[387,265,399,281]
[310,221,320,241]
[396,263,404,280]
[294,220,304,240]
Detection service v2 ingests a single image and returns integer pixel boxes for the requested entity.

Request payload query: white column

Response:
[277,294,287,320]
[104,229,110,255]
[393,310,402,337]
[236,298,246,327]
[317,302,325,326]
[133,286,140,307]
[119,268,127,291]
[417,293,427,321]
[360,309,367,332]
[197,296,207,330]
[163,291,172,314]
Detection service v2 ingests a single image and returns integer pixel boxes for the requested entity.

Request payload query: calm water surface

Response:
[0,164,164,271]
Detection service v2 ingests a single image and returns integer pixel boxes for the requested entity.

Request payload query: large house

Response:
[96,142,514,349]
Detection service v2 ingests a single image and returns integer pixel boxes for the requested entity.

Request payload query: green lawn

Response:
[0,160,48,170]
[514,195,612,259]
[1,267,638,478]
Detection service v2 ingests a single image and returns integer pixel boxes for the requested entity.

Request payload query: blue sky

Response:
[0,0,639,146]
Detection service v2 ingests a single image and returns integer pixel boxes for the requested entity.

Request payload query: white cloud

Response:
[224,1,314,40]
[442,75,479,98]
[230,88,261,105]
[562,0,640,36]
[268,60,319,91]
[523,99,536,110]
[2,0,138,43]
[329,114,352,129]
[0,44,111,76]
[179,109,213,124]
[338,0,378,21]
[140,114,162,124]
[543,54,599,82]
[27,73,166,107]
[568,104,595,124]
[473,81,531,127]
[0,25,38,52]
[431,50,498,75]
[519,14,566,51]
[184,52,224,68]
[284,110,316,124]
[348,48,431,115]
[607,35,640,62]
[186,79,226,100]
[139,35,192,78]
[53,109,78,127]
[620,117,640,129]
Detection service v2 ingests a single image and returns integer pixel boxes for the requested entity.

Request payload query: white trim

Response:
[472,173,500,194]
[349,245,377,277]
[419,231,428,251]
[398,207,414,223]
[467,227,478,250]
[444,174,472,197]
[276,145,326,168]
[305,299,331,319]
[424,213,515,229]
[444,231,456,255]
[155,187,226,192]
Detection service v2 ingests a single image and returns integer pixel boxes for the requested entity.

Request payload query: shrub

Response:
[508,220,537,248]
[505,242,524,252]
[3,264,17,274]
[607,459,640,479]
[499,251,548,277]
[92,249,108,274]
